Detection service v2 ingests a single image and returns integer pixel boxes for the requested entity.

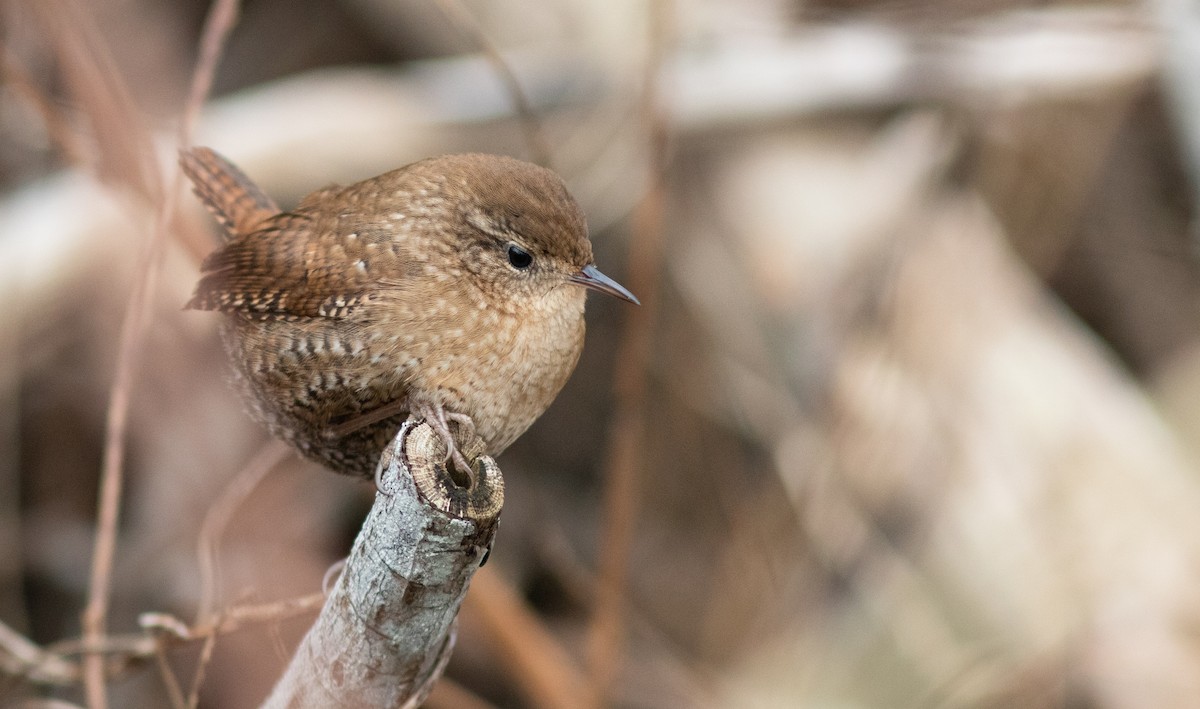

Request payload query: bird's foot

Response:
[445,411,477,440]
[413,401,476,486]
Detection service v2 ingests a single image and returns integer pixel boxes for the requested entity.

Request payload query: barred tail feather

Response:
[180,147,278,242]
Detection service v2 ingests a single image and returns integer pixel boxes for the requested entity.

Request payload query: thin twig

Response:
[196,442,289,624]
[77,0,241,705]
[56,0,165,696]
[0,45,86,167]
[153,640,188,709]
[46,634,161,660]
[185,629,219,709]
[179,0,241,147]
[585,0,672,704]
[30,0,160,200]
[16,700,87,709]
[432,0,552,168]
[424,677,501,709]
[151,593,325,641]
[0,594,324,690]
[463,567,591,709]
[0,617,77,684]
[0,129,26,654]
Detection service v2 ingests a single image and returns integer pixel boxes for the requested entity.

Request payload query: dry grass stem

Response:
[152,641,187,709]
[0,593,323,691]
[0,46,85,167]
[432,0,552,168]
[185,630,218,709]
[424,678,500,709]
[0,619,76,685]
[465,567,592,709]
[195,442,290,624]
[586,0,672,703]
[74,0,241,705]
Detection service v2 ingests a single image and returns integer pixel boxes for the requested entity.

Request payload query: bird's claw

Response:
[414,401,477,487]
[447,448,474,486]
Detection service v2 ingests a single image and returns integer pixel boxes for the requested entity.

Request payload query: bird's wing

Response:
[186,207,394,320]
[185,152,427,320]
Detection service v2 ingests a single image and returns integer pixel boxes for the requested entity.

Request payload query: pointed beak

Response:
[569,264,640,304]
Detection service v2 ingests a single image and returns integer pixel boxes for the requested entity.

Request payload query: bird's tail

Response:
[180,146,279,242]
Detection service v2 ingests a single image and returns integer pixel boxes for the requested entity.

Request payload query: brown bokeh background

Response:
[4,0,1200,707]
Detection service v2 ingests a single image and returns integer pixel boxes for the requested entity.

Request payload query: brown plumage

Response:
[183,147,637,479]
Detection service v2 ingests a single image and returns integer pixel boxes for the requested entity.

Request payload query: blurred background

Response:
[4,0,1200,707]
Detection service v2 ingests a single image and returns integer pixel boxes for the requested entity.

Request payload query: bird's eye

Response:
[507,244,533,270]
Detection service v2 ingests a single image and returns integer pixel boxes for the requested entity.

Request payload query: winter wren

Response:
[182,147,637,479]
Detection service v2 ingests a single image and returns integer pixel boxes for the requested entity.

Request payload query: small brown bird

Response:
[183,147,637,479]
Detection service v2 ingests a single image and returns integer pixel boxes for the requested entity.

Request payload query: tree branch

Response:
[260,420,503,708]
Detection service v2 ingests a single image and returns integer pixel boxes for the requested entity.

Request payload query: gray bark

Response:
[261,421,503,709]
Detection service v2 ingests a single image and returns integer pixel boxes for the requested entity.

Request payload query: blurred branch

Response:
[186,441,287,707]
[423,678,500,709]
[587,0,672,704]
[431,0,551,168]
[0,9,1157,263]
[667,7,1156,127]
[260,421,502,709]
[180,0,241,149]
[0,45,86,166]
[182,439,283,705]
[0,593,324,689]
[0,186,24,646]
[152,641,187,709]
[26,0,158,200]
[1153,0,1200,239]
[75,0,241,705]
[201,7,1156,151]
[463,567,592,709]
[0,618,77,685]
[195,442,290,624]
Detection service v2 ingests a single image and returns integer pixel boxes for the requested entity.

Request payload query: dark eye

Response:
[507,244,533,269]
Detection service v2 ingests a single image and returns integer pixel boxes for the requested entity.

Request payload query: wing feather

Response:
[187,207,384,319]
[185,151,422,320]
